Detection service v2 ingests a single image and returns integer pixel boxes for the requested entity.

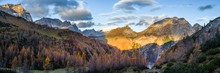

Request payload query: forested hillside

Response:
[0,11,148,73]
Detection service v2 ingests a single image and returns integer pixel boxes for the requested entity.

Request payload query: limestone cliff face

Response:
[136,17,195,68]
[136,17,195,46]
[0,4,33,22]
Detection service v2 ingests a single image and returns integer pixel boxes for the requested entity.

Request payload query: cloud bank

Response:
[114,0,157,13]
[196,17,209,21]
[22,0,92,21]
[75,21,95,28]
[105,14,166,26]
[150,6,161,12]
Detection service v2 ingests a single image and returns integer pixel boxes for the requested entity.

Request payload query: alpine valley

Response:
[0,2,219,73]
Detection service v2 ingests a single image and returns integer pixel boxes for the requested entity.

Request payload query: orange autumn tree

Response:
[12,56,17,70]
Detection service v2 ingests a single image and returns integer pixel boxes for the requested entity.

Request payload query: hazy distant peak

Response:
[35,17,81,32]
[193,23,203,32]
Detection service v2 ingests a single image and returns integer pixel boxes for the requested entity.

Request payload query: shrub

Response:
[204,58,220,72]
[206,48,220,55]
[0,70,16,73]
[196,53,206,63]
[0,22,11,27]
[167,62,173,67]
[163,64,208,73]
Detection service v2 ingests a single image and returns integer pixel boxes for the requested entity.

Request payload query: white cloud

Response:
[26,4,49,18]
[71,20,94,28]
[196,17,209,21]
[56,1,92,21]
[103,14,167,26]
[108,15,137,21]
[150,6,161,12]
[101,26,118,32]
[106,20,127,25]
[137,14,167,25]
[22,0,92,21]
[114,0,157,13]
[76,22,94,28]
[125,21,136,25]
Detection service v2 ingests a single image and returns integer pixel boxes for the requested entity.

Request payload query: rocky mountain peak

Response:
[107,25,137,38]
[0,4,33,21]
[35,17,81,32]
[135,17,195,49]
[153,17,188,26]
[35,18,65,27]
[1,4,25,15]
[141,17,195,37]
[193,23,203,32]
[156,17,220,68]
[124,25,130,28]
[82,29,104,37]
[106,17,196,50]
[205,17,220,29]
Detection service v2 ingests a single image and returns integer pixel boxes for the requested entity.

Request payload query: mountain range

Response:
[82,29,106,43]
[35,17,81,32]
[0,3,219,73]
[106,17,196,50]
[104,17,202,69]
[0,4,103,39]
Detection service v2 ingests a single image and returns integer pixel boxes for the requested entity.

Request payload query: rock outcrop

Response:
[0,4,32,22]
[193,23,203,32]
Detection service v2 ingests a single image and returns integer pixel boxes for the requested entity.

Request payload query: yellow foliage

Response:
[44,56,50,70]
[12,56,17,68]
[45,56,50,63]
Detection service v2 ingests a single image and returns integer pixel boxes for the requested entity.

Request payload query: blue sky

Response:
[0,0,219,32]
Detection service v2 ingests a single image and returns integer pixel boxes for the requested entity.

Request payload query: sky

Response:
[0,0,219,32]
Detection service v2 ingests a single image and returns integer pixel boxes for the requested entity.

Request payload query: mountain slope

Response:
[106,25,138,50]
[0,11,115,53]
[136,17,195,46]
[0,11,117,70]
[106,17,195,50]
[156,17,220,72]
